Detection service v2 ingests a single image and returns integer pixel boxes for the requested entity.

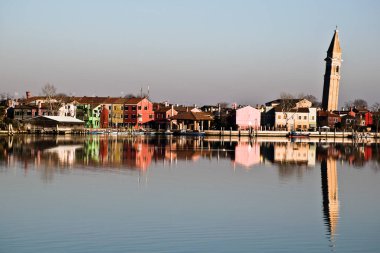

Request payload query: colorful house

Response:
[107,98,125,128]
[154,106,178,130]
[123,97,154,129]
[235,106,261,130]
[76,97,109,128]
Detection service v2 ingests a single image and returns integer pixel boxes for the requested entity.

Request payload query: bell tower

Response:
[322,29,342,111]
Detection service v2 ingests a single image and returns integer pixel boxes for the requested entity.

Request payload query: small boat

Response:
[182,130,205,137]
[164,130,173,135]
[287,130,310,138]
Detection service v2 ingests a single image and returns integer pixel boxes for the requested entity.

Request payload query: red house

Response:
[100,105,109,128]
[123,97,154,128]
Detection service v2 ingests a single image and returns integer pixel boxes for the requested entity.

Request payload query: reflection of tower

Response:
[321,158,339,241]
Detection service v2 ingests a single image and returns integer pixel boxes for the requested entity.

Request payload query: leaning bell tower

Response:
[322,28,342,111]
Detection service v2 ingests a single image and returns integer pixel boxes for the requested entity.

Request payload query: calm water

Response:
[0,135,379,253]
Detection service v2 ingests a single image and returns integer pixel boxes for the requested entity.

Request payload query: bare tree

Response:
[345,99,368,110]
[298,94,321,107]
[41,83,64,115]
[278,93,298,130]
[371,102,380,112]
[372,103,380,135]
[218,102,229,109]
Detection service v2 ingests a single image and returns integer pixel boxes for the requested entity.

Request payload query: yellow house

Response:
[107,98,126,128]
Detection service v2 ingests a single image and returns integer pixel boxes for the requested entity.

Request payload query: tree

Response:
[41,83,65,115]
[371,103,380,135]
[41,83,57,113]
[298,94,321,108]
[371,102,380,112]
[278,93,298,130]
[345,99,368,110]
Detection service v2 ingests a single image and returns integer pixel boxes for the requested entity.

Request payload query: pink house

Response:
[235,106,261,130]
[233,142,260,169]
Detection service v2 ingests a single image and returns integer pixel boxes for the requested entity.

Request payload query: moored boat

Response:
[287,130,310,138]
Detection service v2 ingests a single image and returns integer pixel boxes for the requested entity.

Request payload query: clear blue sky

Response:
[0,0,379,107]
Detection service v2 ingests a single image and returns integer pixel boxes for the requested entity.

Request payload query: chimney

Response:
[26,91,32,99]
[171,105,174,116]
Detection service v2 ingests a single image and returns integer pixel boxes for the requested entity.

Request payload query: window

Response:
[132,114,136,119]
[138,106,142,110]
[124,115,129,119]
[114,106,117,110]
[336,66,339,73]
[303,125,307,129]
[312,116,315,120]
[124,106,129,110]
[304,116,307,120]
[132,106,136,111]
[144,106,148,110]
[109,106,112,110]
[278,115,281,119]
[149,114,153,119]
[298,116,301,120]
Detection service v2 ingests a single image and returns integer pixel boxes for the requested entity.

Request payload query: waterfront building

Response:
[107,98,125,128]
[76,97,109,128]
[25,115,84,133]
[154,106,178,130]
[322,29,342,112]
[262,98,317,130]
[123,97,154,129]
[235,105,261,130]
[170,111,213,131]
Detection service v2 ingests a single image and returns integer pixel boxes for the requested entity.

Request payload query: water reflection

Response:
[1,135,379,172]
[1,135,380,250]
[321,157,339,244]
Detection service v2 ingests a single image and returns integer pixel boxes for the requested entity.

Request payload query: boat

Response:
[164,130,173,135]
[181,130,205,137]
[287,130,310,138]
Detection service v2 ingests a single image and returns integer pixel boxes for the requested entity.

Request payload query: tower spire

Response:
[322,29,342,112]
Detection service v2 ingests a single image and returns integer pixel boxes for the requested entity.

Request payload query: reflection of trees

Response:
[316,143,378,168]
[0,136,379,178]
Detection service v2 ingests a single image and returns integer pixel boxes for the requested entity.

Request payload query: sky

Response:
[0,0,379,107]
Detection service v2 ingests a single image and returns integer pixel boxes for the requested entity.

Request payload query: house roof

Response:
[27,116,84,123]
[124,97,145,104]
[14,104,38,110]
[77,96,110,104]
[155,106,176,113]
[265,98,303,106]
[274,107,310,113]
[318,111,340,117]
[174,106,197,112]
[171,111,213,121]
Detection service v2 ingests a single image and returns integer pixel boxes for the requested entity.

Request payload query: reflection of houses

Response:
[273,142,316,166]
[233,142,260,169]
[321,158,339,241]
[45,145,82,165]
